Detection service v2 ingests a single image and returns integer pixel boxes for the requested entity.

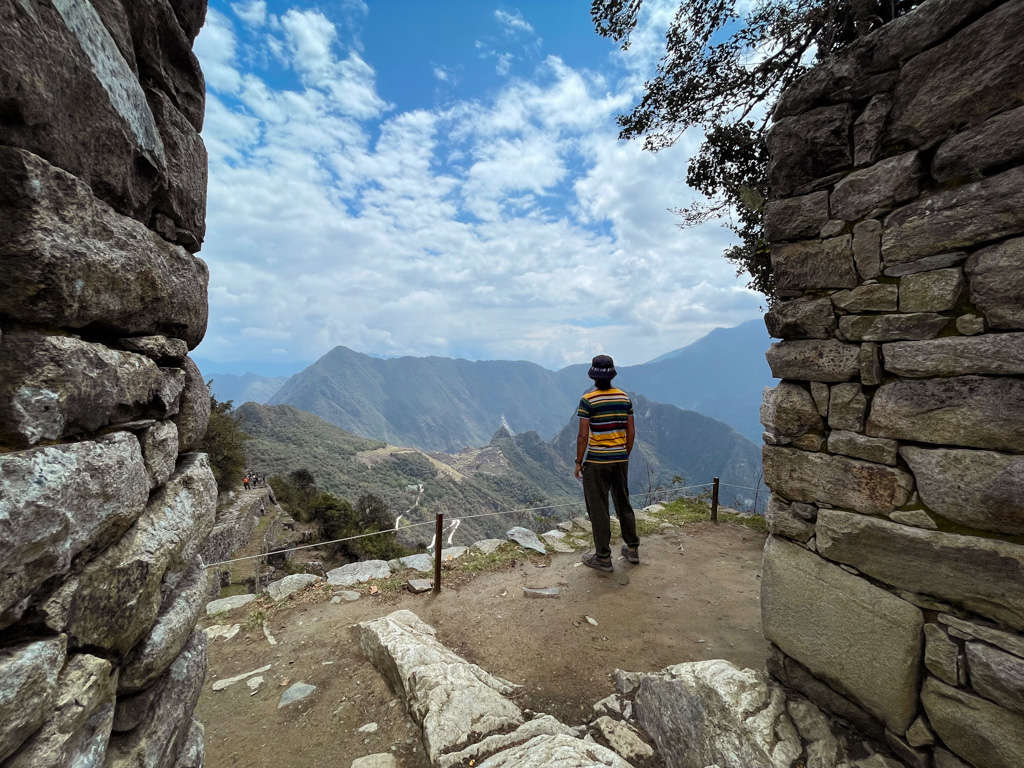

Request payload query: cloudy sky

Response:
[192,0,766,376]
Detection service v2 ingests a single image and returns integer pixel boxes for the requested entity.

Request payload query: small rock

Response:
[335,590,362,602]
[471,538,505,554]
[262,622,277,646]
[205,594,256,615]
[278,682,316,708]
[593,694,622,717]
[327,561,392,587]
[407,579,433,593]
[357,722,379,734]
[506,527,546,554]
[594,716,654,761]
[586,616,598,626]
[247,676,264,695]
[211,664,272,692]
[266,573,320,601]
[351,755,397,768]
[440,546,468,561]
[330,596,342,604]
[204,624,240,641]
[523,587,560,599]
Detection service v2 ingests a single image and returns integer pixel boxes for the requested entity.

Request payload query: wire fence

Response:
[205,477,760,572]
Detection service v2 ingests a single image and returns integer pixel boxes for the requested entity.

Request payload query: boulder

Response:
[172,357,211,452]
[0,433,149,629]
[853,220,882,279]
[120,336,189,362]
[966,237,1024,329]
[933,105,1024,182]
[772,236,857,293]
[965,642,1024,716]
[764,296,836,340]
[883,333,1024,378]
[922,676,1024,768]
[761,537,922,733]
[838,313,949,342]
[266,573,320,602]
[0,332,167,447]
[171,718,204,768]
[899,268,963,313]
[867,376,1024,452]
[119,557,208,693]
[827,431,898,466]
[471,539,506,555]
[631,659,802,768]
[765,340,860,382]
[767,105,854,196]
[830,151,923,222]
[881,165,1024,266]
[205,594,256,615]
[0,148,209,346]
[763,191,829,242]
[327,560,392,587]
[924,623,962,687]
[765,497,814,543]
[139,420,179,490]
[0,5,164,220]
[886,0,1024,148]
[901,446,1024,534]
[815,509,1024,631]
[760,383,822,437]
[830,284,897,313]
[763,446,913,515]
[359,610,523,763]
[106,630,207,768]
[437,715,580,768]
[0,637,67,763]
[2,654,117,768]
[393,554,434,572]
[506,526,546,554]
[41,453,217,654]
[473,734,631,768]
[827,383,866,432]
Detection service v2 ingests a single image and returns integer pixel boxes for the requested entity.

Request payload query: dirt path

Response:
[196,521,767,768]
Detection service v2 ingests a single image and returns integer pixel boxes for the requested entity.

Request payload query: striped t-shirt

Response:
[578,388,633,464]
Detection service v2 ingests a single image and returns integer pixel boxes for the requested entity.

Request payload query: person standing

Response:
[574,355,640,572]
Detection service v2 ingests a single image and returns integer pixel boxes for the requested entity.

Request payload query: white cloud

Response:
[495,9,534,35]
[193,3,764,371]
[231,0,266,26]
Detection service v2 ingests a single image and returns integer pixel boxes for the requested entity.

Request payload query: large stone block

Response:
[765,340,860,382]
[119,557,208,694]
[966,237,1024,330]
[0,0,164,220]
[933,105,1024,183]
[831,284,897,313]
[886,0,1024,148]
[0,433,149,629]
[146,87,207,250]
[3,654,118,768]
[760,383,822,437]
[966,642,1024,716]
[139,420,179,490]
[899,268,963,313]
[0,148,209,347]
[883,333,1024,378]
[853,93,891,168]
[761,537,922,733]
[765,496,814,543]
[924,624,961,687]
[838,313,949,342]
[764,296,836,340]
[881,166,1024,267]
[763,191,829,242]
[106,630,207,768]
[939,614,1024,661]
[0,637,67,763]
[884,251,966,278]
[171,357,210,452]
[123,0,205,131]
[853,220,882,279]
[763,446,913,514]
[867,376,1024,452]
[827,430,898,466]
[830,151,923,222]
[772,236,857,293]
[42,453,217,655]
[901,446,1024,535]
[0,331,166,448]
[816,509,1024,631]
[827,382,866,432]
[768,105,854,196]
[922,677,1024,768]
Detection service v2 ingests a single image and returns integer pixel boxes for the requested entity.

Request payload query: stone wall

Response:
[0,1,214,767]
[759,1,1024,767]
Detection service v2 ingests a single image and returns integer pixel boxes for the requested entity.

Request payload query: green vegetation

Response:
[199,389,250,491]
[592,0,917,298]
[638,497,768,535]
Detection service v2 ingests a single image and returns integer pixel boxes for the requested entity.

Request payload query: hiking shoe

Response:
[621,544,640,564]
[582,551,613,572]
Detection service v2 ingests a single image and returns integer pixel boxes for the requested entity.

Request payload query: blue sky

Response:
[192,0,765,375]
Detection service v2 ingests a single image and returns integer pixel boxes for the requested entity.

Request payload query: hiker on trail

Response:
[574,354,641,572]
[243,475,250,491]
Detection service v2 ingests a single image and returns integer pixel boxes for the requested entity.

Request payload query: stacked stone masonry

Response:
[0,2,213,767]
[761,2,1024,767]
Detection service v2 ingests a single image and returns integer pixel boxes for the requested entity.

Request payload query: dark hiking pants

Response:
[582,461,639,558]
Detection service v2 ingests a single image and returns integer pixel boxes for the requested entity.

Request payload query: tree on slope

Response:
[592,0,918,298]
[200,390,250,491]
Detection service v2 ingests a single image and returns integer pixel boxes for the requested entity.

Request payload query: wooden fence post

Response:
[711,477,720,524]
[433,511,443,594]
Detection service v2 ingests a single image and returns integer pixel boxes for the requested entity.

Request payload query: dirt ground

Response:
[196,521,768,768]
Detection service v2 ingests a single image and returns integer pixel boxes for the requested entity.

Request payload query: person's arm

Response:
[575,417,589,478]
[626,414,635,455]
